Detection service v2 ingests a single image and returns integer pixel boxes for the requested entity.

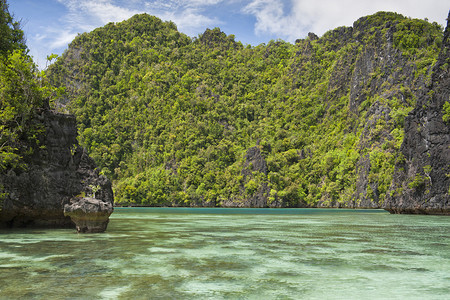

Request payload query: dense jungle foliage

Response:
[48,12,444,207]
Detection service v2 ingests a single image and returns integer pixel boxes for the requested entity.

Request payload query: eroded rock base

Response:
[64,197,113,233]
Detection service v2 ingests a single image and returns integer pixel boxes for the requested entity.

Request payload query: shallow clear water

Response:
[0,208,449,299]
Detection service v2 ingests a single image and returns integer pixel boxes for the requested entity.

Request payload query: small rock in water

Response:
[64,197,113,233]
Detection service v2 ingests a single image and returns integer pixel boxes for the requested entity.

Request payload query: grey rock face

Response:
[0,110,114,228]
[64,197,113,233]
[384,12,450,215]
[242,146,268,176]
[219,146,271,208]
[241,146,270,207]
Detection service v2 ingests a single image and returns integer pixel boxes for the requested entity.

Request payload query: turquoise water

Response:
[0,208,449,299]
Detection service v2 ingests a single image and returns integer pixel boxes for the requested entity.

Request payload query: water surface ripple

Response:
[0,208,448,299]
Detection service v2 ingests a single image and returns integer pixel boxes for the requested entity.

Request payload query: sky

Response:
[8,0,449,68]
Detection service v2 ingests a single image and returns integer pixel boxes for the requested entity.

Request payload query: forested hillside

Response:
[48,12,446,208]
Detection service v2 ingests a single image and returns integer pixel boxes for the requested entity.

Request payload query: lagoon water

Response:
[0,208,449,299]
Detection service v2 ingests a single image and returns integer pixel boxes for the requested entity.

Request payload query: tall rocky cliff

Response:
[385,13,450,214]
[47,12,449,214]
[0,109,114,228]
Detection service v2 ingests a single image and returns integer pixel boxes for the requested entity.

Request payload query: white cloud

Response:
[144,0,225,35]
[243,0,295,37]
[77,1,139,24]
[48,29,78,49]
[243,0,449,42]
[158,8,222,35]
[187,0,224,6]
[56,0,140,30]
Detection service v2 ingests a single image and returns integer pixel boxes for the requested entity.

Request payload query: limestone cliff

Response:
[385,12,450,214]
[0,109,114,228]
[47,12,448,213]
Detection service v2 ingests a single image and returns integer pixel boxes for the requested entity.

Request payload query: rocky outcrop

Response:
[0,109,114,229]
[240,146,270,207]
[218,146,271,208]
[64,197,113,233]
[384,12,450,215]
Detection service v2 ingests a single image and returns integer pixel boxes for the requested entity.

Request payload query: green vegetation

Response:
[408,173,427,191]
[89,184,101,198]
[0,0,59,210]
[0,0,25,56]
[0,50,46,170]
[1,0,38,171]
[47,12,443,207]
[443,101,450,123]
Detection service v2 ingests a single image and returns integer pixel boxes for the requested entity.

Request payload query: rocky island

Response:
[48,11,449,214]
[0,0,113,231]
[1,0,449,224]
[0,109,114,232]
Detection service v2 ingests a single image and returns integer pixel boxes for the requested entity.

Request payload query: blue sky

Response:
[9,0,449,68]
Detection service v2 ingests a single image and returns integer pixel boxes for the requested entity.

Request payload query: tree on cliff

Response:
[1,0,57,212]
[0,0,26,55]
[0,0,58,172]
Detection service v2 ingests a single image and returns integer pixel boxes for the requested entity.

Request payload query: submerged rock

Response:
[64,197,113,233]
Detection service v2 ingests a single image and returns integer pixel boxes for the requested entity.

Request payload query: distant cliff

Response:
[47,11,449,214]
[0,109,114,227]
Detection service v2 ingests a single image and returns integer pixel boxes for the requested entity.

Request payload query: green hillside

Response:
[47,12,443,207]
